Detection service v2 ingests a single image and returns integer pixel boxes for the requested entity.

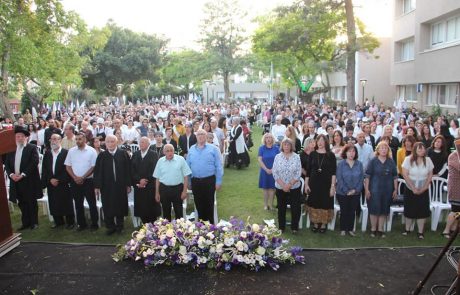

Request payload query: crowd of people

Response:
[3,98,460,239]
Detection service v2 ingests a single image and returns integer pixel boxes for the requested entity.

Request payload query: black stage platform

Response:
[0,242,455,294]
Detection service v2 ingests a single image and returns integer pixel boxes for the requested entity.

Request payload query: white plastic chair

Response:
[386,178,406,232]
[360,194,369,232]
[328,195,341,230]
[130,144,140,153]
[127,188,141,228]
[84,196,103,227]
[37,194,53,222]
[430,176,450,231]
[298,178,305,229]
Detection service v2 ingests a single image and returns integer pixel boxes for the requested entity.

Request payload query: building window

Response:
[431,16,460,47]
[428,84,459,106]
[396,38,414,62]
[402,0,415,14]
[397,85,417,102]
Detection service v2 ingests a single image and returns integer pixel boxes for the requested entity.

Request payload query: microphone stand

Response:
[413,212,460,295]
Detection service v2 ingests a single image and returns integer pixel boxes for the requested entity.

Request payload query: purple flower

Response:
[224,263,232,271]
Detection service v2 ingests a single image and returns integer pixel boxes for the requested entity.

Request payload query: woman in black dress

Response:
[427,135,449,179]
[305,134,337,233]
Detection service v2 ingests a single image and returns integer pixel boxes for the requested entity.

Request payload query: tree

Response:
[161,50,212,99]
[199,0,248,100]
[252,0,379,104]
[0,0,84,118]
[85,23,167,98]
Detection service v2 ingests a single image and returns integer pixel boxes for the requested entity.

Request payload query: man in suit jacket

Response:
[178,123,197,158]
[131,136,160,224]
[41,132,75,229]
[5,126,43,230]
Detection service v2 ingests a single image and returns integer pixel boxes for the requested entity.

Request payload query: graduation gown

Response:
[5,143,43,203]
[94,149,132,217]
[41,148,74,216]
[131,149,160,218]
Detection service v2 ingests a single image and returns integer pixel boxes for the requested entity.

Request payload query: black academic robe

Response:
[93,149,132,217]
[131,149,160,218]
[178,133,197,157]
[5,143,43,203]
[41,148,74,216]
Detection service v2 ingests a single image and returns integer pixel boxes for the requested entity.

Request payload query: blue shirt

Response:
[336,159,364,195]
[186,143,223,185]
[153,154,192,186]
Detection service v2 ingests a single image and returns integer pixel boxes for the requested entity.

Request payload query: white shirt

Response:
[402,156,434,189]
[14,145,24,175]
[271,124,287,142]
[64,145,97,178]
[123,127,139,142]
[51,147,62,175]
[355,143,374,171]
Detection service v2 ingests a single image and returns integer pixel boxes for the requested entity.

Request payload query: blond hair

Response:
[375,141,392,159]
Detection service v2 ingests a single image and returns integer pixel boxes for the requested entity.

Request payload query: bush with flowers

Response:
[113,217,305,271]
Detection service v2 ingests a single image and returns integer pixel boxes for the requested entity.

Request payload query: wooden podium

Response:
[0,129,21,257]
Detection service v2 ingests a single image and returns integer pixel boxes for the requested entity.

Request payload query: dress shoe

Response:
[17,225,29,231]
[76,225,87,232]
[106,228,117,236]
[66,224,75,230]
[30,224,39,230]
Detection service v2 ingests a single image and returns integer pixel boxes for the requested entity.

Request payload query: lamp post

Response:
[360,79,367,106]
[203,80,210,104]
[210,81,216,102]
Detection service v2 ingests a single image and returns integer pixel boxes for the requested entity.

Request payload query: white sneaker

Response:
[340,231,346,236]
[348,231,356,237]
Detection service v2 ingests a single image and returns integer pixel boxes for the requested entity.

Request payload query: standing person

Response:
[186,129,223,224]
[396,135,416,175]
[336,144,364,236]
[441,139,460,238]
[61,123,76,150]
[427,135,449,178]
[272,138,302,233]
[150,131,165,157]
[364,142,398,238]
[305,134,337,233]
[94,135,132,235]
[258,133,279,210]
[131,136,160,224]
[44,119,60,150]
[285,125,301,153]
[271,115,287,143]
[376,125,399,161]
[5,126,43,230]
[401,142,434,239]
[355,132,374,172]
[211,118,225,154]
[178,122,197,158]
[41,133,74,229]
[228,117,250,169]
[65,132,99,231]
[153,144,191,221]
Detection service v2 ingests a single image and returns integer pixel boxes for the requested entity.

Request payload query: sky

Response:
[61,0,392,50]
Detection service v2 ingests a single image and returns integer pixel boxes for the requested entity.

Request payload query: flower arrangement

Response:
[113,218,305,271]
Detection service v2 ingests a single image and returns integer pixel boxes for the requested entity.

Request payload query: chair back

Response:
[430,176,448,204]
[299,178,305,195]
[130,144,140,152]
[397,178,406,195]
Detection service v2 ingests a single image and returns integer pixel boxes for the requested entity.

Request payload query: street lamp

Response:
[360,79,367,106]
[210,81,216,102]
[203,80,210,104]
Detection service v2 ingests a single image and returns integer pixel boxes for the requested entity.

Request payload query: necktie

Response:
[111,152,116,182]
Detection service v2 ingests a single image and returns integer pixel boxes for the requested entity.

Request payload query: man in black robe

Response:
[94,134,132,235]
[5,126,43,230]
[131,136,159,224]
[41,132,75,229]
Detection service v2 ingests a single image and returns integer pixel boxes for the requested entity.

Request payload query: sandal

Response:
[441,232,451,239]
[319,228,326,234]
[370,231,376,238]
[377,231,386,238]
[417,233,424,240]
[402,230,411,236]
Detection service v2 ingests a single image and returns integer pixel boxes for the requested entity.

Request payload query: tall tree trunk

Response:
[0,50,15,120]
[223,71,230,100]
[345,0,357,110]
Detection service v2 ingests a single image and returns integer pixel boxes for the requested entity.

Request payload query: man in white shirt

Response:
[65,132,99,231]
[355,132,374,172]
[123,120,140,144]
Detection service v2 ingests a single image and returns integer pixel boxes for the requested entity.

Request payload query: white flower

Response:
[209,246,216,254]
[160,249,166,257]
[244,256,251,265]
[199,256,208,264]
[165,229,174,238]
[236,255,244,262]
[224,237,234,247]
[222,226,229,232]
[274,248,280,257]
[216,243,224,254]
[236,241,246,252]
[240,231,247,239]
[179,246,187,256]
[136,232,145,240]
[135,256,141,261]
[256,247,266,256]
[258,260,266,267]
[222,253,230,262]
[252,224,260,232]
[170,237,176,247]
[206,232,215,240]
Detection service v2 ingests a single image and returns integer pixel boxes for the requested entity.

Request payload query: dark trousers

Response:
[16,185,38,227]
[105,216,124,230]
[159,183,183,221]
[337,194,360,231]
[192,176,216,224]
[53,215,75,226]
[71,178,98,228]
[276,187,301,231]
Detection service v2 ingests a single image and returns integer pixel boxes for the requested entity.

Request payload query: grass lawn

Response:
[8,126,457,249]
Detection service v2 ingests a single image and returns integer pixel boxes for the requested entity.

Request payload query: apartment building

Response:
[392,0,460,113]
